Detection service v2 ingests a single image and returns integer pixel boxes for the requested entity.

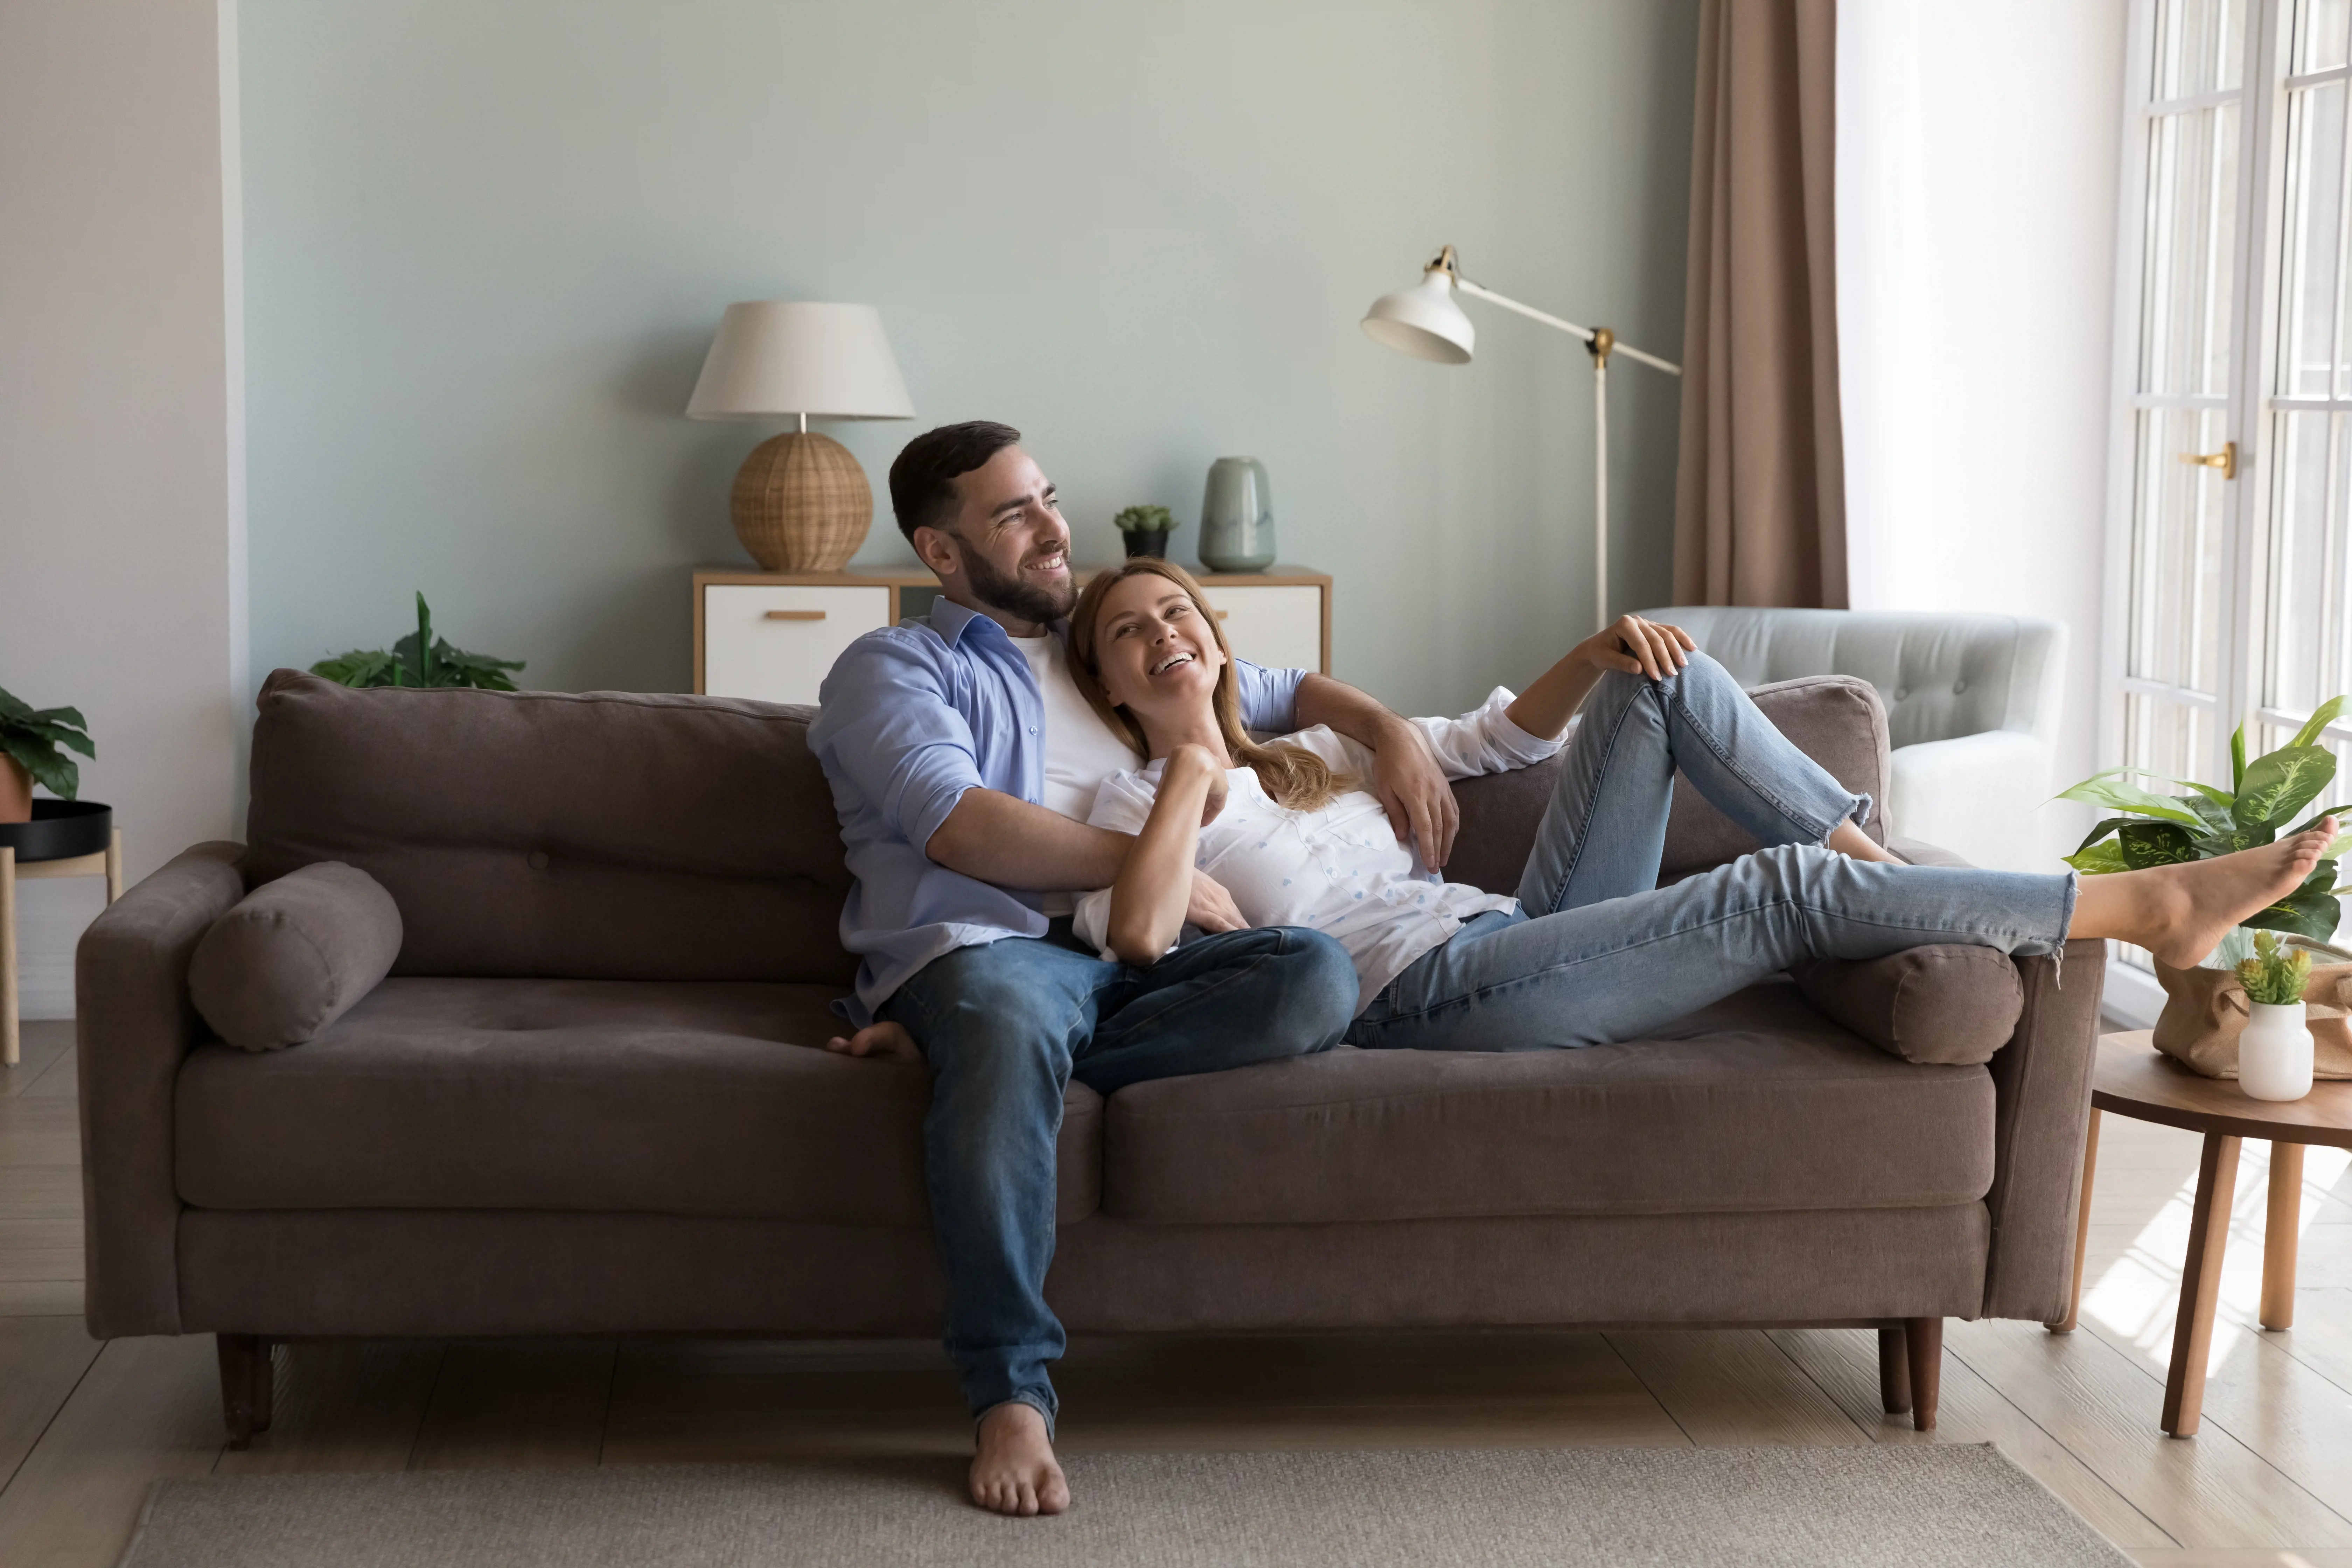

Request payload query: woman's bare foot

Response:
[2069,817,2340,967]
[823,1020,921,1060]
[970,1400,1069,1516]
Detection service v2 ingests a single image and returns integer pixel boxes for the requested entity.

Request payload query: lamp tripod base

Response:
[730,431,873,572]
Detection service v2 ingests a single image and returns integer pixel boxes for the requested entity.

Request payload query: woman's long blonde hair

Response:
[1068,558,1349,813]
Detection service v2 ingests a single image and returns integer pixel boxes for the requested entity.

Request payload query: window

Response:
[2113,0,2352,826]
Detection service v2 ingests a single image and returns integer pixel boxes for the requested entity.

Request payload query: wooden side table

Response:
[2057,1031,2352,1436]
[0,831,121,1067]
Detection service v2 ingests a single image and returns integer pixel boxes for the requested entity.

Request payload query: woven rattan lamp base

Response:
[729,431,873,571]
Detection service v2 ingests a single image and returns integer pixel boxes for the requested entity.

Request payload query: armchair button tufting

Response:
[1953,680,1967,694]
[1894,687,1908,700]
[527,850,550,871]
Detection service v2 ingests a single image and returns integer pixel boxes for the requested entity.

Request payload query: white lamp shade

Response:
[1360,271,1475,364]
[685,301,916,421]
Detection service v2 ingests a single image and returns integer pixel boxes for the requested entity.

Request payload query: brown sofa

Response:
[77,670,2103,1446]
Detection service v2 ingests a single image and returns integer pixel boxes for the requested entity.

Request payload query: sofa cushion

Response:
[243,671,853,984]
[188,862,404,1050]
[174,978,1102,1226]
[1100,984,1992,1225]
[1790,946,2024,1065]
[1449,675,1891,897]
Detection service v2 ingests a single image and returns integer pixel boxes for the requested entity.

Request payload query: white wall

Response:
[1840,0,2128,868]
[0,0,246,1017]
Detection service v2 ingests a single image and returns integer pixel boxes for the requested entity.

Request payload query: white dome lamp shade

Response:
[685,301,916,573]
[1360,254,1474,364]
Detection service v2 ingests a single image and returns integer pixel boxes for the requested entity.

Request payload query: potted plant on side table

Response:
[0,687,94,825]
[2059,698,2352,1088]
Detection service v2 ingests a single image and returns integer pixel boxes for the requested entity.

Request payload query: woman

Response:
[1053,558,2334,1051]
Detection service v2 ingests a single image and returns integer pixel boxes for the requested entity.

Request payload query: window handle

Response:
[2178,441,2238,479]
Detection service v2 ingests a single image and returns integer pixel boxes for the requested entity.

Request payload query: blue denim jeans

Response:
[881,921,1358,1433]
[1346,654,2077,1051]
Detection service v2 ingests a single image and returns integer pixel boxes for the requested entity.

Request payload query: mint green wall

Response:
[242,0,1697,716]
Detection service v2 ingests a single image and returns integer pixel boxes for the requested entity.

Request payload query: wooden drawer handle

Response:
[763,609,827,622]
[1214,610,1229,619]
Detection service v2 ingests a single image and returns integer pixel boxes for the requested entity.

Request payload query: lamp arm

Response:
[1452,277,1682,376]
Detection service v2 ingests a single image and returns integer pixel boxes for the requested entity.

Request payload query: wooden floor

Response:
[9,1017,2352,1566]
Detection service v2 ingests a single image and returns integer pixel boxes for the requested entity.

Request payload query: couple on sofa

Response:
[810,421,2334,1517]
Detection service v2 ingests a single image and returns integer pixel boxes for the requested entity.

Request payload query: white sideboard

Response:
[694,566,1332,705]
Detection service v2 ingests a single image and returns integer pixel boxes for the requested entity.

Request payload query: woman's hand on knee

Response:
[1580,615,1694,680]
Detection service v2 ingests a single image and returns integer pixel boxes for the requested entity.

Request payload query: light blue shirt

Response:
[808,597,1308,1025]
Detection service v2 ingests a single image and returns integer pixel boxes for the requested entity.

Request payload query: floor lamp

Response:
[1361,245,1682,632]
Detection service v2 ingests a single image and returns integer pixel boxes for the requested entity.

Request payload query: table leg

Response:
[2054,1107,2101,1333]
[1,846,15,1069]
[2262,1141,2305,1331]
[105,828,121,903]
[2163,1131,2242,1437]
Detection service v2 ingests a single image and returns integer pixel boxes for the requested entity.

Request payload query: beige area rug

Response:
[119,1446,2134,1567]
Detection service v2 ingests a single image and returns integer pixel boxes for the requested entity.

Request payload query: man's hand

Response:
[825,1020,922,1060]
[1370,713,1458,871]
[1186,868,1248,933]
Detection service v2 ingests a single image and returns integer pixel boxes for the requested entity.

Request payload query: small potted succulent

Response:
[2236,931,2316,1101]
[0,686,95,824]
[1114,505,1179,560]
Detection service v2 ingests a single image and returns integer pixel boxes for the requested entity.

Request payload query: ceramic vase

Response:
[1200,457,1276,572]
[2240,1001,2316,1101]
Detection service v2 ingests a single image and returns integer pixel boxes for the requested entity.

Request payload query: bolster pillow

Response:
[188,861,403,1050]
[1789,945,2024,1066]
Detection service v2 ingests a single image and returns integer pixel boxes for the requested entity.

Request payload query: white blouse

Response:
[1072,689,1567,1014]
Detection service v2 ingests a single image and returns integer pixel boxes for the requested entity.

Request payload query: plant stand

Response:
[1,808,120,1068]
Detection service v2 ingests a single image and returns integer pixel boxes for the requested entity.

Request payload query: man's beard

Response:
[964,543,1075,625]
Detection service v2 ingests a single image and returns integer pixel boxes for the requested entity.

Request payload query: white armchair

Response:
[1635,606,2068,872]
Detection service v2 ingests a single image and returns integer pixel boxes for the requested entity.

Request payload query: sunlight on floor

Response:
[2084,1139,2352,1375]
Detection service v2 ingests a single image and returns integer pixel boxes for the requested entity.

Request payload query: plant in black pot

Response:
[0,686,94,825]
[311,593,525,690]
[1114,505,1179,560]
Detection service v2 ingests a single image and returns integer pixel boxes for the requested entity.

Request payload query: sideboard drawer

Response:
[702,584,890,704]
[1199,584,1326,673]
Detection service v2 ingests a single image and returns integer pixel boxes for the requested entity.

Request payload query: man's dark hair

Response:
[888,421,1022,542]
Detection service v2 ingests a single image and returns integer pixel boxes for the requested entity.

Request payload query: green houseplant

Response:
[2058,698,2352,943]
[1114,505,1178,560]
[0,685,96,820]
[2237,929,2313,1005]
[311,593,525,691]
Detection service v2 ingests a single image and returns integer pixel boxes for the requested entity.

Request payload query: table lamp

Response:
[686,301,916,572]
[1362,246,1680,630]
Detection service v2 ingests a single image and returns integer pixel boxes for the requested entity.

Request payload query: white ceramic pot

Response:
[2240,1001,2316,1102]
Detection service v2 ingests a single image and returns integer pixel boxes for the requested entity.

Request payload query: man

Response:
[807,421,1459,1517]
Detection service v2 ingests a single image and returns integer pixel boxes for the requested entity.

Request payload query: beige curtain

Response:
[1672,0,1846,609]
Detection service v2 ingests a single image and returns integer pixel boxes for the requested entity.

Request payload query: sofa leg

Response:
[1877,1326,1912,1415]
[216,1334,273,1449]
[1903,1317,1942,1432]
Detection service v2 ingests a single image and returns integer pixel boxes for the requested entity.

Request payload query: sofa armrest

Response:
[1887,730,2053,873]
[1980,938,2104,1322]
[76,841,246,1338]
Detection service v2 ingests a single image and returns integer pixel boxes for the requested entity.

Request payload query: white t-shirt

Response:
[1011,631,1153,915]
[1072,691,1569,1013]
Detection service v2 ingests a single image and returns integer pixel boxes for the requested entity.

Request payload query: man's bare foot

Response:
[2071,816,2340,967]
[970,1400,1068,1516]
[823,1020,921,1060]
